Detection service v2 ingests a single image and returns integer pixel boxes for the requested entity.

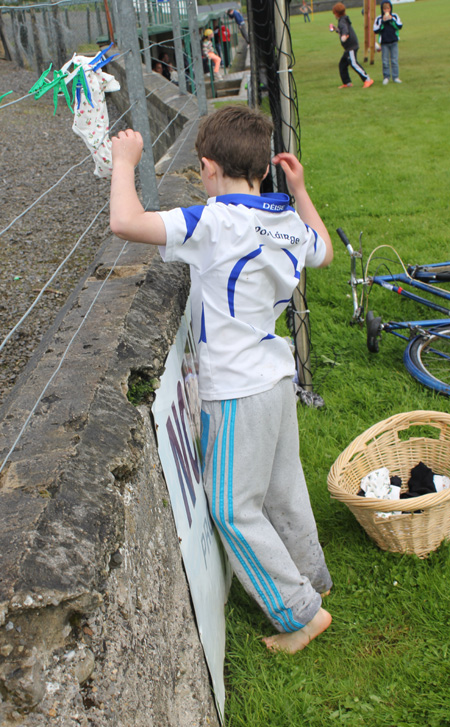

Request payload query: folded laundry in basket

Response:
[358,467,401,500]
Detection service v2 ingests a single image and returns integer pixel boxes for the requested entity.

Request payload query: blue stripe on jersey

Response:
[274,298,291,308]
[211,400,304,632]
[227,246,263,317]
[214,192,294,213]
[260,333,276,341]
[198,302,207,343]
[305,224,318,253]
[180,205,205,243]
[282,248,301,280]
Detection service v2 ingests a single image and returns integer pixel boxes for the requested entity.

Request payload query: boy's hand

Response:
[272,152,305,197]
[111,129,144,168]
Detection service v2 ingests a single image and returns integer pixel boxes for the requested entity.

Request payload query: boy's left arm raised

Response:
[110,129,166,246]
[272,152,333,267]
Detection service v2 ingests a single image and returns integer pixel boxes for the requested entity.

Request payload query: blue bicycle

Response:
[338,228,450,396]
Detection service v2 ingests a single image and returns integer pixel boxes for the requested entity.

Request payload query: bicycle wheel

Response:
[404,325,450,395]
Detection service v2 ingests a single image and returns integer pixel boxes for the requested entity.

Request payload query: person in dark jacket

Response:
[373,1,403,84]
[227,8,249,43]
[331,2,373,89]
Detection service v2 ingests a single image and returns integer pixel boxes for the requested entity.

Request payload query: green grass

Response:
[224,2,450,725]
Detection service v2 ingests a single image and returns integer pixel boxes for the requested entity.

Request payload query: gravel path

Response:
[0,59,127,408]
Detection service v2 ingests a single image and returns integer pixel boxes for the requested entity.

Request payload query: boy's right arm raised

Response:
[110,129,166,245]
[272,152,333,267]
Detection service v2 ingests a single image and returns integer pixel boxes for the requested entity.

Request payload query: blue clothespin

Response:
[72,65,94,110]
[89,42,119,72]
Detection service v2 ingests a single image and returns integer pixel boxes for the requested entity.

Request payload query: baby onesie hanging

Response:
[61,50,120,178]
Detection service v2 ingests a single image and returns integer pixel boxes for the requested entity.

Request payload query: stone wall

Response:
[0,60,218,727]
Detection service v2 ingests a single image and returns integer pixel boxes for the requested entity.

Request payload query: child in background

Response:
[331,2,374,89]
[202,28,223,79]
[373,1,403,84]
[109,105,333,653]
[300,0,312,23]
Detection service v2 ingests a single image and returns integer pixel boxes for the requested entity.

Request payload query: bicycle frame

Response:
[337,228,450,331]
[337,227,450,395]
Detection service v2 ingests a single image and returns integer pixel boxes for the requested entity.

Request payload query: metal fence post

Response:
[116,0,159,210]
[274,0,312,393]
[169,0,187,95]
[138,0,152,73]
[186,0,207,116]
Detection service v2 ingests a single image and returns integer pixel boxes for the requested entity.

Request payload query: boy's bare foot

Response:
[321,589,331,597]
[262,608,332,655]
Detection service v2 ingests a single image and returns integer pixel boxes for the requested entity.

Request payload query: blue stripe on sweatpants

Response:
[212,399,303,632]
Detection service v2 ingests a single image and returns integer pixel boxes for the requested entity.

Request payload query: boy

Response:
[373,1,403,84]
[110,105,333,654]
[300,0,312,23]
[331,2,374,89]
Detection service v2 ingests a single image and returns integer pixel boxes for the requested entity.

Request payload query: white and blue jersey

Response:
[159,192,326,401]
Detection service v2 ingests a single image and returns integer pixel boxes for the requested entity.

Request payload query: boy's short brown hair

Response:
[195,105,273,188]
[332,2,346,16]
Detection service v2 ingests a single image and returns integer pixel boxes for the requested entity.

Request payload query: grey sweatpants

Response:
[200,377,332,633]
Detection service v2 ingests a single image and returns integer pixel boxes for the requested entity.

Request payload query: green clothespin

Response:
[0,91,13,104]
[51,70,72,115]
[29,64,53,97]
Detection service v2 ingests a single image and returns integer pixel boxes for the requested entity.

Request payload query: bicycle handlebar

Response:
[336,228,353,252]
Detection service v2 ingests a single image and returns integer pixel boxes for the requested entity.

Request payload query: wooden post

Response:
[0,12,12,62]
[51,2,66,69]
[369,0,376,64]
[364,0,369,62]
[30,9,45,75]
[103,0,115,45]
[86,7,92,45]
[95,3,103,36]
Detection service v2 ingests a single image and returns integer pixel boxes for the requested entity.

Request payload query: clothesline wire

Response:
[0,99,138,239]
[0,237,129,476]
[0,0,88,10]
[0,92,34,110]
[0,48,132,114]
[1,110,201,473]
[151,95,196,148]
[155,113,200,193]
[0,93,196,348]
[0,198,109,355]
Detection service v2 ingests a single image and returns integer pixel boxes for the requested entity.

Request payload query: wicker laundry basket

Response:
[327,411,450,558]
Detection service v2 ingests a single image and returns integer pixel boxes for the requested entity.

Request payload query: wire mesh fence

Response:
[248,0,318,400]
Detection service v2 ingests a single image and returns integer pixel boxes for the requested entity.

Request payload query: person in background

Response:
[221,22,231,67]
[373,1,403,84]
[331,2,374,89]
[227,8,249,43]
[300,0,312,23]
[151,59,164,75]
[202,28,223,79]
[158,51,172,82]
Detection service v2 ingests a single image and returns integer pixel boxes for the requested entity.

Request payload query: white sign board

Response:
[152,299,231,722]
